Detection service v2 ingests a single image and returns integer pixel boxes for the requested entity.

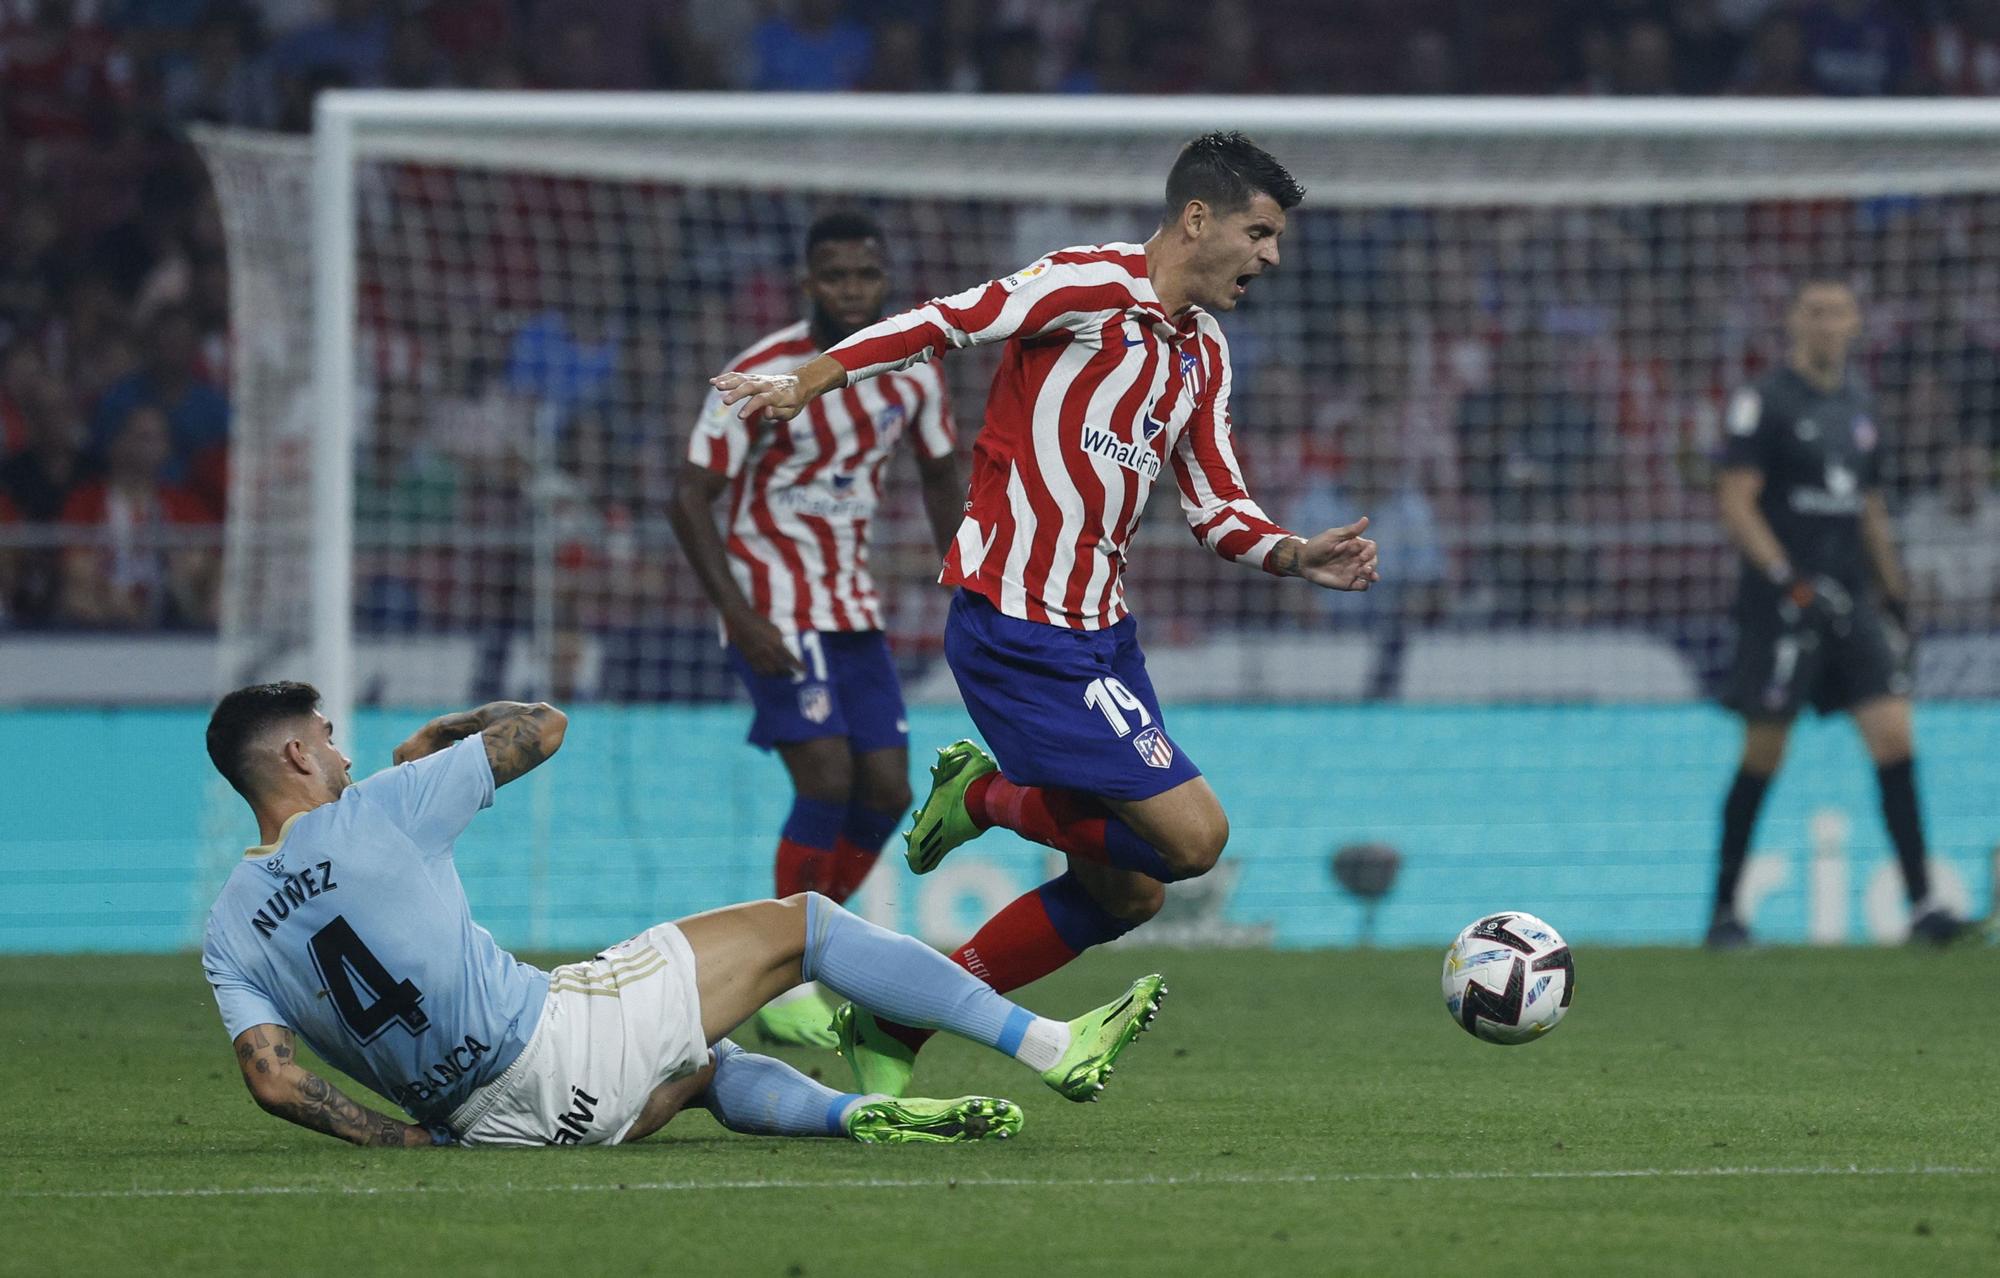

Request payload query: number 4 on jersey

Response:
[308,915,430,1043]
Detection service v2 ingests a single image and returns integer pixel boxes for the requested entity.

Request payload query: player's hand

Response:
[726,608,806,677]
[1292,518,1381,591]
[711,371,807,422]
[1777,573,1853,634]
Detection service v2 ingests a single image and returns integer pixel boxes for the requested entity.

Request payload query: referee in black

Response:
[1708,279,1965,947]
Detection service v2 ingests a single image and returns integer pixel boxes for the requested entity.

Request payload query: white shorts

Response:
[449,922,708,1147]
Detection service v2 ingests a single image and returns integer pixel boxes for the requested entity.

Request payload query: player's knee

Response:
[855,776,912,819]
[1866,733,1913,767]
[1739,721,1790,775]
[777,890,822,916]
[1160,810,1228,877]
[792,773,853,806]
[1855,701,1915,764]
[771,893,821,954]
[784,740,857,806]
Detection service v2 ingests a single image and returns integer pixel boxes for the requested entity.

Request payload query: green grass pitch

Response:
[2,944,1995,1276]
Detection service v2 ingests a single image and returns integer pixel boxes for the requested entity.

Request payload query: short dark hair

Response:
[207,681,321,800]
[1163,131,1305,225]
[805,209,884,258]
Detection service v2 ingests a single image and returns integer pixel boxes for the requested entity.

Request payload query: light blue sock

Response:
[800,893,1054,1063]
[701,1038,866,1138]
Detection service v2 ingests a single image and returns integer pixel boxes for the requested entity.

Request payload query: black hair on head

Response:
[207,681,321,800]
[1163,131,1306,224]
[806,208,885,257]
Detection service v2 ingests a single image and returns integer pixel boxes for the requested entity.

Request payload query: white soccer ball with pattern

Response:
[1442,912,1574,1045]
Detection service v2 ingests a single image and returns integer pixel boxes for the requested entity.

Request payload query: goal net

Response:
[192,97,2000,947]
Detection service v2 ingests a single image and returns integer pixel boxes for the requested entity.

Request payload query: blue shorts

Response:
[944,589,1201,802]
[727,629,910,755]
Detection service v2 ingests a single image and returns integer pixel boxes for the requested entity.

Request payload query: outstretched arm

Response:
[232,1025,432,1148]
[712,253,1110,422]
[1172,334,1376,589]
[391,701,568,785]
[710,357,848,425]
[1269,519,1381,591]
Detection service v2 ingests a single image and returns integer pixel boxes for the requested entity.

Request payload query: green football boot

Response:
[845,1095,1024,1145]
[749,984,840,1050]
[1042,974,1169,1102]
[833,1001,919,1097]
[904,740,998,874]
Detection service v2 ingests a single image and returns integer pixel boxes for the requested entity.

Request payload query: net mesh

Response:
[198,131,320,692]
[194,114,2000,709]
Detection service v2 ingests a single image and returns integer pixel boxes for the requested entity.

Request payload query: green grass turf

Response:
[2,945,1995,1277]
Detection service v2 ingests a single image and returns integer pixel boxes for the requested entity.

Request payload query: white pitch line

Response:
[8,1165,1992,1202]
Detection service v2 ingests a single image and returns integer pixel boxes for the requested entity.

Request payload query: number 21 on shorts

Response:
[1083,676,1151,738]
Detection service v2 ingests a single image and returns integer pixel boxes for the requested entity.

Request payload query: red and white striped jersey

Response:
[689,319,956,636]
[826,243,1294,630]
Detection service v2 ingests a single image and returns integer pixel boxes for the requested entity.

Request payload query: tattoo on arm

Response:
[416,700,536,749]
[406,701,563,785]
[480,702,562,786]
[427,710,483,741]
[273,1071,409,1147]
[1272,539,1301,577]
[233,1025,418,1149]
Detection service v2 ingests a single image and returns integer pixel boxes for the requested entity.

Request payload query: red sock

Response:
[965,773,1115,864]
[878,884,1082,1053]
[774,837,836,897]
[826,837,880,901]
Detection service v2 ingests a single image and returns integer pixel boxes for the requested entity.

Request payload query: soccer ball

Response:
[1442,912,1574,1045]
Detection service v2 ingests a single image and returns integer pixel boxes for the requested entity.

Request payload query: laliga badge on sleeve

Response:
[998,258,1052,293]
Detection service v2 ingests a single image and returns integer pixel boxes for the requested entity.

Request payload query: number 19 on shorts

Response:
[1083,676,1151,738]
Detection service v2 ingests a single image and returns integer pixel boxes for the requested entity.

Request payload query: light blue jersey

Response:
[201,737,550,1122]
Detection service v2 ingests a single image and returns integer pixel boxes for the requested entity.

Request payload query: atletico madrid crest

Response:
[799,685,832,725]
[1132,726,1174,769]
[1179,348,1206,401]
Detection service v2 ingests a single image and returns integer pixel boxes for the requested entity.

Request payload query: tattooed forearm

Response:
[1269,538,1303,578]
[232,1025,422,1149]
[480,702,566,786]
[394,701,566,772]
[269,1071,412,1147]
[432,700,536,743]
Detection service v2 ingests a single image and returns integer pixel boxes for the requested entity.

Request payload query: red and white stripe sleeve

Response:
[909,365,957,461]
[686,384,757,477]
[1171,330,1295,574]
[824,252,1137,384]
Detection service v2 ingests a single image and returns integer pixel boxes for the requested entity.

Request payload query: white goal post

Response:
[207,92,2000,734]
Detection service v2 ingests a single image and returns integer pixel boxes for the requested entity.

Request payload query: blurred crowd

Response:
[4,0,2000,652]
